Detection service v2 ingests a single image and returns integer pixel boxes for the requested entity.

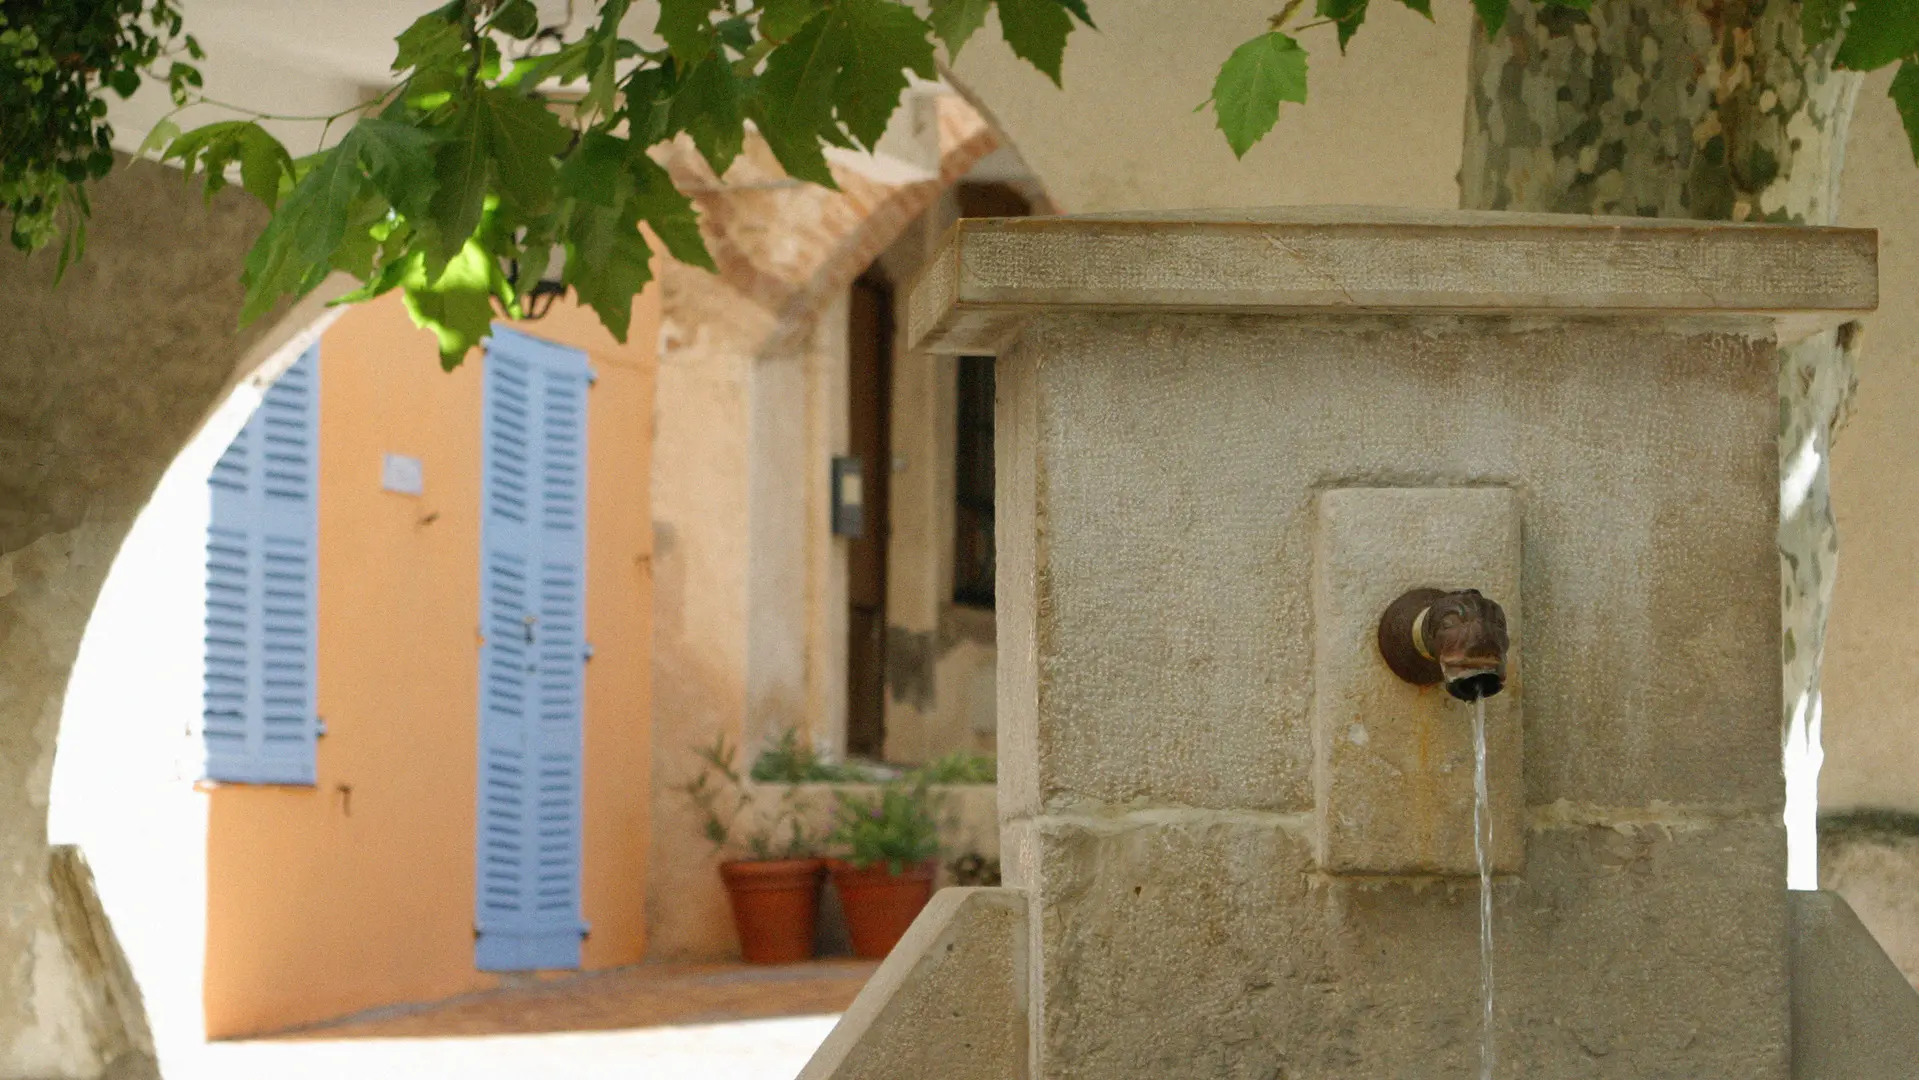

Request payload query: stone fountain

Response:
[798,208,1919,1079]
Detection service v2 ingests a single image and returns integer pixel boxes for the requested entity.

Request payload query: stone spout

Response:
[1377,587,1510,701]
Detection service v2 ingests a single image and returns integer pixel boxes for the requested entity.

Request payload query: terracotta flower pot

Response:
[828,858,936,959]
[719,857,825,964]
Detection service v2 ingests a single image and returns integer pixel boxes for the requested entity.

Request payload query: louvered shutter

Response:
[475,326,589,971]
[202,346,321,785]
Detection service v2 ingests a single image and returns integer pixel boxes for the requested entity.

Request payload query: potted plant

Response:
[681,735,822,964]
[826,779,943,959]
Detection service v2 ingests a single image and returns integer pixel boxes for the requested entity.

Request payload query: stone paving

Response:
[175,960,875,1080]
[187,1016,841,1080]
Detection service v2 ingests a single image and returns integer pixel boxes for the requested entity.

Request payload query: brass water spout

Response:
[1377,588,1510,701]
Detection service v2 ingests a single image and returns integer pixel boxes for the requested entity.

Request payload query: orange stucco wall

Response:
[204,289,658,1037]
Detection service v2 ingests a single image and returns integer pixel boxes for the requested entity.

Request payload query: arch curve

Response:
[0,157,352,1078]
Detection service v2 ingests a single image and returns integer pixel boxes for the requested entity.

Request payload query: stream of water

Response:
[1473,695,1495,1080]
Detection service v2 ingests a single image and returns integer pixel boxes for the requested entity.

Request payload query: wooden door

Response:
[846,276,893,759]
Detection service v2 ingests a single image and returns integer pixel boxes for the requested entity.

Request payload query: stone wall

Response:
[0,161,277,1079]
[645,94,1001,961]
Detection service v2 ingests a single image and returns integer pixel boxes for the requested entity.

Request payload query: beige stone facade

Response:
[645,91,1014,961]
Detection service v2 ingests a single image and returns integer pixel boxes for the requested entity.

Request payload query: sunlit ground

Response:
[180,1015,839,1080]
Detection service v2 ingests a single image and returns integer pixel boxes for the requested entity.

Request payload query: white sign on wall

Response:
[381,453,424,496]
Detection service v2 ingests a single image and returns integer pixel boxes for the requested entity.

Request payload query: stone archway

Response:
[644,91,1016,961]
[0,89,1022,1064]
[0,160,353,1078]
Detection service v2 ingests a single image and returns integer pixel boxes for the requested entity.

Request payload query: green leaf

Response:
[1049,0,1097,28]
[556,131,627,207]
[629,153,714,270]
[928,0,992,55]
[238,134,374,322]
[716,16,756,53]
[564,202,655,341]
[1472,0,1508,37]
[402,240,500,369]
[489,0,541,39]
[394,11,466,73]
[325,190,397,280]
[331,241,415,306]
[107,66,141,98]
[427,103,491,258]
[503,40,591,89]
[832,0,936,147]
[673,56,746,176]
[1803,0,1846,46]
[581,0,635,120]
[1209,32,1308,158]
[136,118,181,158]
[352,118,441,218]
[284,136,371,263]
[759,0,935,152]
[623,67,677,147]
[1318,0,1369,51]
[657,0,715,65]
[996,0,1074,85]
[1891,60,1919,162]
[1836,0,1919,69]
[759,10,849,165]
[236,127,295,210]
[478,86,572,213]
[1393,0,1431,18]
[750,97,838,186]
[761,0,826,41]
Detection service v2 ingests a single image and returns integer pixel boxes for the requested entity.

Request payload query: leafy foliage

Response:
[749,726,883,782]
[1893,60,1919,160]
[1833,0,1919,70]
[1205,0,1919,166]
[680,734,822,861]
[1,0,1087,369]
[829,779,942,874]
[18,0,1919,357]
[912,750,997,784]
[0,0,200,272]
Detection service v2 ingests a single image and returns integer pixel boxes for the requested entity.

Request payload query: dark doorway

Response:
[953,354,995,608]
[846,274,893,760]
[951,183,1031,611]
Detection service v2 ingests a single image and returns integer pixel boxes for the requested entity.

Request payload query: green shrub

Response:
[680,735,817,861]
[829,780,942,875]
[911,750,996,785]
[750,727,880,783]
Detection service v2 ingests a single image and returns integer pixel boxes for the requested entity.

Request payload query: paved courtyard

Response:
[186,1016,842,1080]
[172,960,876,1080]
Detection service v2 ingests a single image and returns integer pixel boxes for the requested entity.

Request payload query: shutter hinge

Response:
[315,716,328,737]
[585,366,599,387]
[583,642,595,662]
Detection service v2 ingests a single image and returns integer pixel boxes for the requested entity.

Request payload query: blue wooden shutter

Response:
[203,346,321,785]
[475,326,590,971]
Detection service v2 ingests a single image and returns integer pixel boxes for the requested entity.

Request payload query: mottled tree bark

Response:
[1462,0,1863,758]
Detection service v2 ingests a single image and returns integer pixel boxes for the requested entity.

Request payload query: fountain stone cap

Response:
[908,205,1876,356]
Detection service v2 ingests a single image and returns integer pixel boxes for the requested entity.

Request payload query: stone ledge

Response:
[907,207,1877,354]
[798,887,1027,1080]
